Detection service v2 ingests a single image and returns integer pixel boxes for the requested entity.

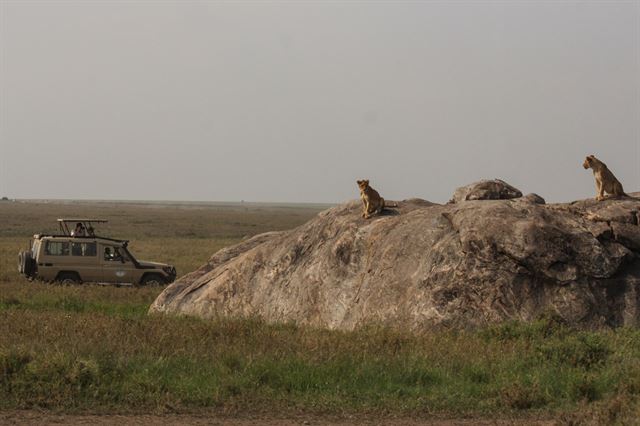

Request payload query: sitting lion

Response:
[357,180,396,219]
[582,155,627,201]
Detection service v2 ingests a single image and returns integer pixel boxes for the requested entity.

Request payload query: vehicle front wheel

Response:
[56,272,81,285]
[139,274,165,287]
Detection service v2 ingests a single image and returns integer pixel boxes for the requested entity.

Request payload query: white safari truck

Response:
[18,219,176,286]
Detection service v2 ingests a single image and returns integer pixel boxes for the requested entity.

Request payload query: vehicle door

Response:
[100,244,135,283]
[69,240,99,281]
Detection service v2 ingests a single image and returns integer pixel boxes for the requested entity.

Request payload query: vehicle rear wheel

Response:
[56,272,81,285]
[139,274,165,287]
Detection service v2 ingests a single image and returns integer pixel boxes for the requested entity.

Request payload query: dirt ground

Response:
[0,411,558,425]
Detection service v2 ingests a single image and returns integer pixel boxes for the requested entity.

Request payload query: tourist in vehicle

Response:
[104,247,123,262]
[71,222,86,237]
[113,247,124,261]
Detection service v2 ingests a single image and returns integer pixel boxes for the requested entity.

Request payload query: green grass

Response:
[1,200,640,421]
[2,307,640,420]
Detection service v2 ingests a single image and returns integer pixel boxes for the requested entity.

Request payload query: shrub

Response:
[538,333,611,369]
[499,382,548,409]
[481,314,569,342]
[1,350,32,392]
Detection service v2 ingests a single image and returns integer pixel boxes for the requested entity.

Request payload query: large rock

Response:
[449,179,523,203]
[150,182,640,330]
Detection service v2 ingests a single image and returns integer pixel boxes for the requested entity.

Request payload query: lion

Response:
[582,155,627,201]
[356,179,397,219]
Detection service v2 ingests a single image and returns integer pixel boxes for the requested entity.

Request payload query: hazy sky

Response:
[1,1,638,204]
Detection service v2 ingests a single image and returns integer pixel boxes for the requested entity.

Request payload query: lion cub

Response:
[583,155,627,201]
[357,179,396,219]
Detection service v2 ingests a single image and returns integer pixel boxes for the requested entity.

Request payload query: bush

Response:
[538,333,611,369]
[481,314,569,341]
[500,382,548,409]
[1,350,32,392]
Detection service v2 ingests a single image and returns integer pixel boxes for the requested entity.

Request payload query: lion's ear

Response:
[589,155,595,158]
[356,180,362,184]
[364,180,369,185]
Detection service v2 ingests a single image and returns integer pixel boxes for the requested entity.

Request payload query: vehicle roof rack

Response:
[57,219,109,223]
[58,218,108,236]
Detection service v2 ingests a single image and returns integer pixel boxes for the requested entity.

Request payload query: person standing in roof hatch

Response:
[71,222,86,237]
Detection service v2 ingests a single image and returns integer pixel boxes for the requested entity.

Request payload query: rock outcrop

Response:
[448,179,523,203]
[150,182,640,330]
[521,193,546,204]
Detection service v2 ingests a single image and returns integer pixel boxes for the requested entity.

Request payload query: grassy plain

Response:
[1,200,640,422]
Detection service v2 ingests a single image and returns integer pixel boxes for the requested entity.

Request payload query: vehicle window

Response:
[104,246,124,261]
[71,242,97,257]
[45,241,69,256]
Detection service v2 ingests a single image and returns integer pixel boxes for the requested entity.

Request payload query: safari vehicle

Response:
[18,219,177,286]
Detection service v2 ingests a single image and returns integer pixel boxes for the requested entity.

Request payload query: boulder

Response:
[150,183,640,330]
[448,179,522,203]
[520,193,546,204]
